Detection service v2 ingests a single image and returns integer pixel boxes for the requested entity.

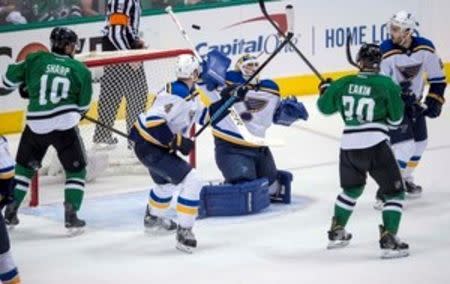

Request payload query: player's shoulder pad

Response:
[258,79,280,96]
[380,40,403,59]
[167,80,190,99]
[225,70,246,85]
[412,36,436,53]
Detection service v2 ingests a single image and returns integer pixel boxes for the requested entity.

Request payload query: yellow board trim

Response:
[2,63,449,135]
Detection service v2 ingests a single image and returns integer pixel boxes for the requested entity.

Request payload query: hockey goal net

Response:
[30,48,197,206]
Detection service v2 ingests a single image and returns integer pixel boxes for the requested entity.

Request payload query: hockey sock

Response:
[0,251,20,284]
[176,195,199,228]
[404,156,421,182]
[148,187,173,217]
[334,186,363,228]
[64,169,86,211]
[12,164,34,206]
[382,193,404,235]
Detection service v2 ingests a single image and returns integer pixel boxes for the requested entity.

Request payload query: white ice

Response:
[3,93,450,284]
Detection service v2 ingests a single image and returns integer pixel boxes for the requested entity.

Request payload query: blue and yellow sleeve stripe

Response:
[134,119,168,148]
[145,116,166,128]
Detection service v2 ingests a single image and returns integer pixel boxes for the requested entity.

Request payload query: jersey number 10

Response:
[342,96,375,122]
[39,74,71,106]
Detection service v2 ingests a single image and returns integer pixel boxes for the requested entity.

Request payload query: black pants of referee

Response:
[93,37,149,144]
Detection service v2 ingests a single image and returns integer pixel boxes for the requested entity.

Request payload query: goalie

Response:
[198,53,309,217]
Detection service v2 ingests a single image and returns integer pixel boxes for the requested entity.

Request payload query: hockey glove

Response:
[423,93,445,118]
[318,78,333,95]
[169,134,194,156]
[273,97,309,126]
[200,50,231,91]
[0,178,14,210]
[19,83,29,99]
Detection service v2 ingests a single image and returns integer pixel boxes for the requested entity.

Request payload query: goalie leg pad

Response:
[198,178,270,218]
[270,170,293,204]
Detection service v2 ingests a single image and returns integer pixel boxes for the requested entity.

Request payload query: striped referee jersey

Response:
[102,0,142,50]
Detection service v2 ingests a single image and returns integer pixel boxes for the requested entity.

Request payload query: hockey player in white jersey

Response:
[129,54,207,253]
[0,137,21,284]
[197,54,309,216]
[376,11,447,203]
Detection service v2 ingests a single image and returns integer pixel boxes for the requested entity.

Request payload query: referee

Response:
[93,0,148,147]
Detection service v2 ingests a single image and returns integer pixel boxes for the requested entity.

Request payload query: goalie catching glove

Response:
[273,96,309,126]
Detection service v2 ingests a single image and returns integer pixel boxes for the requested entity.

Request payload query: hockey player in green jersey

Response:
[317,43,409,258]
[0,27,92,235]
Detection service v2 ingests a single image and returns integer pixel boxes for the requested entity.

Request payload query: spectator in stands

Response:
[0,0,27,25]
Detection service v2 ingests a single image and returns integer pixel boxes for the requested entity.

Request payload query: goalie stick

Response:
[258,0,325,83]
[165,3,295,141]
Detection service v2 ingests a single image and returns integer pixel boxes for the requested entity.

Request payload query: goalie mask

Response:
[388,11,419,46]
[235,54,259,83]
[176,54,201,81]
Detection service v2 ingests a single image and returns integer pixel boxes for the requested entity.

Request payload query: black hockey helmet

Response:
[356,43,382,71]
[50,27,79,56]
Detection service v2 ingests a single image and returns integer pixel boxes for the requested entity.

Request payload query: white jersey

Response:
[199,71,281,147]
[134,80,203,147]
[380,36,447,100]
[0,136,15,180]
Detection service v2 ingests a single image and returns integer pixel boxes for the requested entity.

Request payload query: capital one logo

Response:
[196,13,296,57]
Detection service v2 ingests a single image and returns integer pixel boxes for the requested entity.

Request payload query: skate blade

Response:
[176,242,195,254]
[92,143,117,151]
[6,224,17,231]
[327,240,350,249]
[67,227,85,237]
[373,202,384,211]
[144,226,176,236]
[381,249,409,259]
[406,192,422,199]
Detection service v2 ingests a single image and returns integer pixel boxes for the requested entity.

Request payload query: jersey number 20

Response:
[343,96,375,122]
[39,74,70,105]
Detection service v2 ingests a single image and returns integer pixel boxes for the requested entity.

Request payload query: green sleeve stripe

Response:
[387,116,403,126]
[2,75,21,88]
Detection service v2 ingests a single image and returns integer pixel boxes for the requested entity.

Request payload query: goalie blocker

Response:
[198,170,293,218]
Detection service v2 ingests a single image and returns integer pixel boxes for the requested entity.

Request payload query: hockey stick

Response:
[165,5,293,144]
[258,0,325,83]
[82,114,130,140]
[194,6,295,138]
[346,34,359,68]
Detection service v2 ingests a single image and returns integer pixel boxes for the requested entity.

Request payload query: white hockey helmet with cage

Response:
[388,10,419,33]
[175,54,201,80]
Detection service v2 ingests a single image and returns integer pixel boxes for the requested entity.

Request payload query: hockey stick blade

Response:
[258,0,325,82]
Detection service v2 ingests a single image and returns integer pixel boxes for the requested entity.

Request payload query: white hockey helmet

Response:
[388,10,419,33]
[235,54,259,79]
[175,54,201,80]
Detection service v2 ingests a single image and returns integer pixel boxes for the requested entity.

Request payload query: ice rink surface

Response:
[4,93,450,284]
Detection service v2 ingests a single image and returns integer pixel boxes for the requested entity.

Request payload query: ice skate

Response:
[327,217,352,249]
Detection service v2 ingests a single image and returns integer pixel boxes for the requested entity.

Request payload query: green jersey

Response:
[4,51,92,134]
[317,72,404,149]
